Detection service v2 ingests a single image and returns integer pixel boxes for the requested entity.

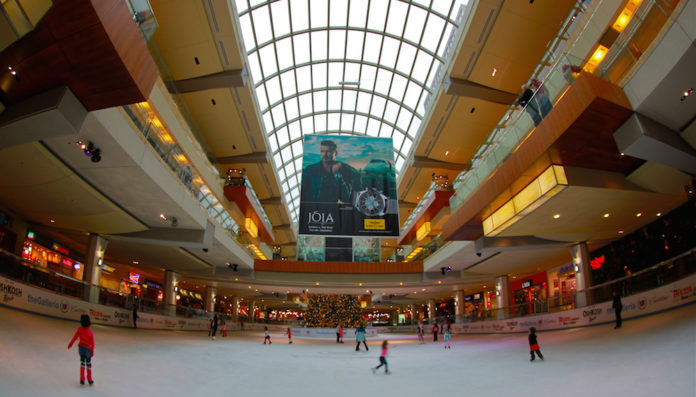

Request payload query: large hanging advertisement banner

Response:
[299,135,399,236]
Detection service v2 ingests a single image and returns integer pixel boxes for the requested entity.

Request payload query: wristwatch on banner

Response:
[354,188,389,216]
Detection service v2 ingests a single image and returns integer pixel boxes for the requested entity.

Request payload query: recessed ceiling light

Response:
[437,281,442,284]
[50,219,55,223]
[159,213,167,220]
[603,213,610,218]
[421,288,426,291]
[618,230,624,234]
[445,150,449,156]
[491,67,497,76]
[315,282,319,286]
[359,283,362,286]
[553,214,561,219]
[132,261,139,264]
[399,282,403,286]
[657,212,662,216]
[636,212,642,217]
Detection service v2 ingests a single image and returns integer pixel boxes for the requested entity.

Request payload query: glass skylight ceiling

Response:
[235,0,468,224]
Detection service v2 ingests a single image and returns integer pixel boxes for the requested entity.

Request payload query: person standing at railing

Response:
[531,78,552,118]
[518,84,542,126]
[612,291,623,329]
[67,314,95,386]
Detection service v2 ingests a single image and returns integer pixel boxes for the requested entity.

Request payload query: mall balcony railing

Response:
[450,53,584,211]
[122,103,240,237]
[0,249,231,321]
[124,0,158,42]
[423,246,696,325]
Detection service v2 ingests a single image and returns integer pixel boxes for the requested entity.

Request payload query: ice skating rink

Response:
[1,304,694,397]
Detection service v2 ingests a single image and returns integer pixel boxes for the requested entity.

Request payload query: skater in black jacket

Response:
[528,327,544,361]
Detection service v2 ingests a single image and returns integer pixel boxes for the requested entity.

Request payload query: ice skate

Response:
[88,380,94,386]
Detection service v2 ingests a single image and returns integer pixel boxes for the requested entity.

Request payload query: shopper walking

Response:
[67,314,95,386]
[372,340,390,374]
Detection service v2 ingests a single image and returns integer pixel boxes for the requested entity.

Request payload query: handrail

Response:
[122,103,240,239]
[0,248,231,320]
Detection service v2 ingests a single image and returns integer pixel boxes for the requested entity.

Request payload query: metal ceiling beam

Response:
[213,152,269,164]
[443,76,519,105]
[410,156,468,171]
[166,69,247,94]
[260,196,282,205]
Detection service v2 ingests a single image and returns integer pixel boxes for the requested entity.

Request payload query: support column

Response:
[204,286,217,313]
[495,275,509,320]
[409,304,417,325]
[163,270,180,317]
[454,290,465,322]
[231,296,239,322]
[83,234,107,304]
[12,219,28,256]
[571,242,592,307]
[249,301,256,323]
[427,299,436,324]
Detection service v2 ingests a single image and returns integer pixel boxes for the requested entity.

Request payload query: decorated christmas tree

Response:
[304,295,363,327]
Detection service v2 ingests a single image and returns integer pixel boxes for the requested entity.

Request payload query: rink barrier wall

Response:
[1,273,695,334]
[0,275,210,330]
[376,273,696,334]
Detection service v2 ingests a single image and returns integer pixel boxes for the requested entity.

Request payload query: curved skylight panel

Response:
[235,0,468,223]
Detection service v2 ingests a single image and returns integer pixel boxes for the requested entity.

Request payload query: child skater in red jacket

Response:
[68,314,95,386]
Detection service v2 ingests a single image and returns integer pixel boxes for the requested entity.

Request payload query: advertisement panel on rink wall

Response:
[299,135,399,237]
[290,327,379,338]
[448,273,696,334]
[0,276,209,331]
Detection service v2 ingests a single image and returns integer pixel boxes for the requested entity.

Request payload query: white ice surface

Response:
[1,303,695,397]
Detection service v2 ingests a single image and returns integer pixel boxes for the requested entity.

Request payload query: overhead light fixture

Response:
[681,88,693,101]
[483,165,568,236]
[618,230,624,234]
[553,214,561,219]
[603,213,610,218]
[656,212,662,217]
[491,68,497,77]
[245,218,258,238]
[584,45,609,73]
[636,212,642,217]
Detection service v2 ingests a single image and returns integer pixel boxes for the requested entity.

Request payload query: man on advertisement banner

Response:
[301,139,362,205]
[299,135,399,237]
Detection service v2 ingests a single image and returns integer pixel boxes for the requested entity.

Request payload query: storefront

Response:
[464,292,484,318]
[510,272,548,316]
[547,262,577,310]
[21,235,84,280]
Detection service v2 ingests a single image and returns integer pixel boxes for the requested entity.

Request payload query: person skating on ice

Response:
[528,327,544,361]
[211,314,219,340]
[264,326,272,344]
[612,291,623,329]
[67,314,95,386]
[432,322,439,342]
[355,323,368,351]
[372,340,390,374]
[444,328,452,349]
[286,327,293,344]
[417,321,425,344]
